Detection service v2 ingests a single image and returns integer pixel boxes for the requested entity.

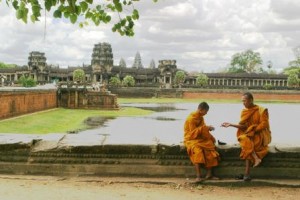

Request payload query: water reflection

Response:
[122,103,181,112]
[78,103,300,146]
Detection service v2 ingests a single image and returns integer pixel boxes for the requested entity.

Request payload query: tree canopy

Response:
[122,75,135,87]
[196,73,208,86]
[3,0,158,37]
[73,69,85,82]
[0,61,17,68]
[174,70,186,86]
[228,49,263,73]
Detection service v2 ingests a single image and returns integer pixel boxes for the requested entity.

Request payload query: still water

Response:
[79,103,300,146]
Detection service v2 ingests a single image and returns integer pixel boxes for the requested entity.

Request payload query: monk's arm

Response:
[185,119,207,139]
[255,109,269,131]
[221,122,246,129]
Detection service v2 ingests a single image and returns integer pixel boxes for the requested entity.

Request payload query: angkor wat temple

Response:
[0,42,290,89]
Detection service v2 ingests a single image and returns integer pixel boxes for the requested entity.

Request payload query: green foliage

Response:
[18,75,37,87]
[122,75,135,87]
[109,76,121,87]
[73,69,85,82]
[229,49,263,73]
[283,66,300,75]
[174,70,186,85]
[0,62,16,68]
[263,84,273,90]
[287,71,300,88]
[4,0,159,37]
[196,73,208,86]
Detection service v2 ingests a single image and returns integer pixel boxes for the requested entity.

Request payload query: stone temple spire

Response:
[132,51,143,68]
[149,59,155,69]
[119,58,127,68]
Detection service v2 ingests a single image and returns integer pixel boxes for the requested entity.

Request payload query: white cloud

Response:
[0,0,299,72]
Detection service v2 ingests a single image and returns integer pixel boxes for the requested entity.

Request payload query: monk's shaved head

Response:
[198,102,209,111]
[243,92,254,101]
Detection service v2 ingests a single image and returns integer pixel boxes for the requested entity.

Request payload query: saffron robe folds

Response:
[184,112,219,168]
[237,105,271,164]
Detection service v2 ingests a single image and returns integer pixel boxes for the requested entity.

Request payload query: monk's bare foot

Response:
[194,177,204,183]
[205,175,220,180]
[253,158,261,167]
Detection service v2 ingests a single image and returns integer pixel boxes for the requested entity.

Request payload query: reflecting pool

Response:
[79,103,300,146]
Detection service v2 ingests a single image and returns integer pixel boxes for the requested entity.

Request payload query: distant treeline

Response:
[0,62,17,69]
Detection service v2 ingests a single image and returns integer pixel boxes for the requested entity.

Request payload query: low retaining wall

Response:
[182,89,300,102]
[108,87,300,102]
[0,143,299,179]
[0,89,57,119]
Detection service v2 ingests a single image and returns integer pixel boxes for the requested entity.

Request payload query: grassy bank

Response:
[0,107,153,134]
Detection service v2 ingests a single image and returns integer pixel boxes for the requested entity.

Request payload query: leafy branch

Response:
[3,0,158,37]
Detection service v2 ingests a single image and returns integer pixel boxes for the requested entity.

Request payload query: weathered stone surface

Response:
[0,136,299,179]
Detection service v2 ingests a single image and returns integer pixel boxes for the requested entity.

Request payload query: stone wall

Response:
[182,89,300,102]
[0,143,299,179]
[108,87,300,102]
[58,88,119,109]
[0,89,57,119]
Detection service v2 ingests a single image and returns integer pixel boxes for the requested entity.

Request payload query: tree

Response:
[228,49,263,73]
[0,62,16,69]
[73,69,85,82]
[196,73,208,87]
[174,70,186,87]
[284,66,300,88]
[3,0,158,37]
[287,72,299,88]
[18,75,37,87]
[122,75,135,87]
[109,76,121,87]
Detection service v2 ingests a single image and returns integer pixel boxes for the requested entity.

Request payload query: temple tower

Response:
[158,60,177,88]
[28,51,48,82]
[132,52,143,68]
[91,42,114,82]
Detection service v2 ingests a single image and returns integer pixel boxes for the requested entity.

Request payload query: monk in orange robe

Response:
[221,92,271,181]
[184,102,220,182]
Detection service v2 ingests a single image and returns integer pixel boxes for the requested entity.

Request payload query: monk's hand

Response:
[221,122,230,127]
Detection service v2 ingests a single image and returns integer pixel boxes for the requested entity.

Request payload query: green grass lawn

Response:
[0,107,153,134]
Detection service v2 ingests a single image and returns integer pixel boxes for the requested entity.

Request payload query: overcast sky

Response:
[0,0,299,73]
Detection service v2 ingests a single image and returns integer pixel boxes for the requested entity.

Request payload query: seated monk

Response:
[184,102,220,182]
[221,92,271,181]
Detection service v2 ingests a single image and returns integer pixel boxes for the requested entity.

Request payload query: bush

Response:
[18,75,37,87]
[109,76,121,87]
[73,69,85,83]
[122,75,135,87]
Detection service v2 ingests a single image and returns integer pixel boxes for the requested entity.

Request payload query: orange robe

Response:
[237,105,271,164]
[184,111,219,168]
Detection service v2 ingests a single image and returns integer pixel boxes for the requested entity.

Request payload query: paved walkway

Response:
[0,175,299,200]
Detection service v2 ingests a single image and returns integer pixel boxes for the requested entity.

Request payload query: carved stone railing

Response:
[0,143,299,179]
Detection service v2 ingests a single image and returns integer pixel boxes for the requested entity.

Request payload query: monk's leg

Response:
[204,167,220,180]
[243,160,252,181]
[194,164,203,182]
[252,151,261,167]
[205,167,212,178]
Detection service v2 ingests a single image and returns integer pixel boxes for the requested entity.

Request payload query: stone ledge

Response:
[0,143,299,179]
